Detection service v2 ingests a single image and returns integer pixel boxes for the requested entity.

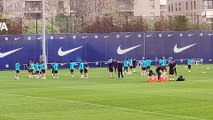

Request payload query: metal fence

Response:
[1,15,213,35]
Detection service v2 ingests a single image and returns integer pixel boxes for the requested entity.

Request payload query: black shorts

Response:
[169,70,175,75]
[54,70,58,74]
[147,66,150,69]
[109,67,113,72]
[124,67,128,70]
[70,69,74,73]
[161,66,166,71]
[142,67,146,71]
[30,69,33,73]
[188,65,191,69]
[35,71,39,74]
[84,69,88,73]
[80,70,83,73]
[130,66,133,69]
[41,70,45,74]
[16,70,20,73]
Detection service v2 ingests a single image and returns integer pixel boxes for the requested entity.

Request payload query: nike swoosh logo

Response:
[188,34,193,37]
[208,33,213,36]
[60,36,66,39]
[117,44,141,55]
[15,37,20,40]
[0,48,23,58]
[126,35,130,38]
[174,43,197,53]
[146,34,152,38]
[104,35,109,39]
[58,46,83,56]
[168,34,173,37]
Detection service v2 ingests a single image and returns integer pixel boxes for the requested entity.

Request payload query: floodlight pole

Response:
[42,0,47,68]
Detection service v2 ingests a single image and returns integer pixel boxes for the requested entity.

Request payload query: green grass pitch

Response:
[0,65,213,120]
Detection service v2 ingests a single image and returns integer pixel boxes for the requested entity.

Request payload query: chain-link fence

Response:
[1,15,213,35]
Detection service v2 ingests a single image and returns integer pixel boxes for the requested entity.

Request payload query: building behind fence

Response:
[0,0,213,35]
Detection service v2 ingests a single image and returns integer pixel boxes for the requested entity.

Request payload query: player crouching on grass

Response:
[84,61,89,79]
[15,61,20,79]
[79,61,84,78]
[40,61,46,79]
[52,62,59,79]
[155,65,163,81]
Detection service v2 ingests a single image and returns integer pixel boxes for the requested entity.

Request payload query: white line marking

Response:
[0,92,206,120]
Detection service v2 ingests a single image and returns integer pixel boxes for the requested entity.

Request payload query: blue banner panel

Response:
[86,33,106,62]
[1,31,213,70]
[145,32,164,59]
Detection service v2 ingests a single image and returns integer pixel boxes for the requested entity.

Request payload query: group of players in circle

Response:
[14,60,89,79]
[107,57,193,81]
[14,57,193,80]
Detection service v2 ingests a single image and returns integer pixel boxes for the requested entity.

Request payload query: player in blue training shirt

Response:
[141,57,147,76]
[69,60,77,77]
[29,61,35,78]
[53,62,59,79]
[123,59,129,74]
[40,61,46,79]
[159,57,167,75]
[146,58,152,72]
[84,61,89,79]
[107,58,114,78]
[34,62,40,79]
[15,61,20,79]
[187,57,192,72]
[79,61,84,78]
[129,58,133,74]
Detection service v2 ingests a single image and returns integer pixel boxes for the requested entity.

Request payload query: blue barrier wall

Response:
[0,31,213,70]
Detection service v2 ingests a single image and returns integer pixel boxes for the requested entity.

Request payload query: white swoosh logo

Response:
[146,34,152,38]
[168,34,173,37]
[188,34,193,37]
[126,35,130,38]
[117,44,141,55]
[174,43,197,53]
[104,35,109,39]
[60,36,66,39]
[15,37,20,40]
[0,48,23,58]
[58,46,83,56]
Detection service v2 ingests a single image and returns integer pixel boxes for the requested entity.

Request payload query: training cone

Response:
[160,76,168,82]
[148,76,157,82]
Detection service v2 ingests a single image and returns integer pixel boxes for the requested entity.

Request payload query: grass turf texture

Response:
[0,65,213,120]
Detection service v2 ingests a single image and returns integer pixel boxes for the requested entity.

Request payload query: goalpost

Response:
[192,58,204,65]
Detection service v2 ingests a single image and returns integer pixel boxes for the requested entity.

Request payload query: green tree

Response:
[173,15,189,31]
[24,19,60,34]
[82,17,120,33]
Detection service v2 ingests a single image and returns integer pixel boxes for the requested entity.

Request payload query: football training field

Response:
[0,65,213,120]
